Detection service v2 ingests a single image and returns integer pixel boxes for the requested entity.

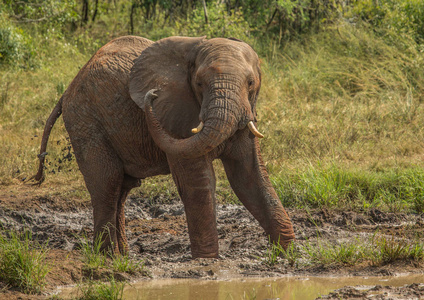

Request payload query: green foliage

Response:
[348,0,424,44]
[135,175,177,203]
[0,18,36,68]
[2,0,79,28]
[0,229,50,294]
[177,4,252,42]
[73,277,125,300]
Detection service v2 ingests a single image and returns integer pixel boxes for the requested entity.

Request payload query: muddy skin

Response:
[1,187,424,299]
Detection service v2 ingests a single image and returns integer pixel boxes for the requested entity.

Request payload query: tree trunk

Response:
[201,0,208,24]
[130,2,136,34]
[92,0,99,22]
[81,0,89,26]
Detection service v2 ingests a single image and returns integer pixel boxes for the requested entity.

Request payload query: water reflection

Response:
[123,274,424,299]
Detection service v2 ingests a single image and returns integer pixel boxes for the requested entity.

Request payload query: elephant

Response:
[32,35,295,258]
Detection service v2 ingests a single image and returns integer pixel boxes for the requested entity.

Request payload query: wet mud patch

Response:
[1,185,424,298]
[318,283,424,299]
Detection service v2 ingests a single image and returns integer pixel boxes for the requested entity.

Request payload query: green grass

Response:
[78,233,108,271]
[262,239,300,267]
[72,277,125,300]
[111,254,144,274]
[303,238,364,267]
[78,233,144,275]
[272,165,424,212]
[263,232,424,268]
[262,238,286,266]
[0,229,50,294]
[370,234,424,265]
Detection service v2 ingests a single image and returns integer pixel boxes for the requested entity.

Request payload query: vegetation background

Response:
[1,0,424,212]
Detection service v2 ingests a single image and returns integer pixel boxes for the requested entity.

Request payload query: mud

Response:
[318,283,424,299]
[1,184,424,299]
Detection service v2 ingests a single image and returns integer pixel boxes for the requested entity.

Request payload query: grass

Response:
[0,229,50,294]
[272,165,424,212]
[78,233,108,271]
[370,234,424,265]
[262,238,286,266]
[78,233,144,274]
[72,277,126,300]
[257,23,424,200]
[303,238,364,267]
[111,254,144,274]
[263,232,424,268]
[262,239,300,267]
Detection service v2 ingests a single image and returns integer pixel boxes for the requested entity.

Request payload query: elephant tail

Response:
[29,96,63,185]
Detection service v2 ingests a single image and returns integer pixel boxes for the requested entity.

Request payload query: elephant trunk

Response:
[144,89,239,159]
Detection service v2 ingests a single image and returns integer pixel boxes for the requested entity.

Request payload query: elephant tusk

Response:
[191,121,204,134]
[248,121,264,138]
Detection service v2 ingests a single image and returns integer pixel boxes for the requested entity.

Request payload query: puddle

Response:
[119,274,424,299]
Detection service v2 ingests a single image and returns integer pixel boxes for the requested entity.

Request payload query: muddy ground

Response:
[1,184,424,299]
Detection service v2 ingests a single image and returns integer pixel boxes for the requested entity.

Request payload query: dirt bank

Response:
[1,184,424,299]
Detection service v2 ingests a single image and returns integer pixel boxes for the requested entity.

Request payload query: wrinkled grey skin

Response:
[33,35,295,258]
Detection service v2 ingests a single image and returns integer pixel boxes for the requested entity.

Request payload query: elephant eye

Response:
[197,82,202,87]
[248,79,254,88]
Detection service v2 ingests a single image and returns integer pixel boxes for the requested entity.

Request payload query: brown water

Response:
[122,275,424,300]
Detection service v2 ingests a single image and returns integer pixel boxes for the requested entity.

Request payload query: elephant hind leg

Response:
[116,175,141,255]
[72,138,126,255]
[115,189,129,255]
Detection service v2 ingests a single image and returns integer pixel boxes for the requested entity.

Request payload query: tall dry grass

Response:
[259,23,424,171]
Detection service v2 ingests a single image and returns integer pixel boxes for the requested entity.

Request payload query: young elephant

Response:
[33,35,295,258]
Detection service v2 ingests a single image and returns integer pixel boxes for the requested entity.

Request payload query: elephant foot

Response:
[190,237,219,259]
[269,230,295,251]
[279,237,295,251]
[191,250,219,259]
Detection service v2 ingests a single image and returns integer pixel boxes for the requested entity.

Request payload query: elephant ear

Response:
[129,36,205,138]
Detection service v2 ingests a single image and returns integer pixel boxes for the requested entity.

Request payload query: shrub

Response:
[0,24,34,67]
[348,0,424,44]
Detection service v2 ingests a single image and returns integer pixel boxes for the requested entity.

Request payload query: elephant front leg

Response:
[221,133,295,249]
[167,154,218,258]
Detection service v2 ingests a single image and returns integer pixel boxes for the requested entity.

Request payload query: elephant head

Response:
[129,36,264,158]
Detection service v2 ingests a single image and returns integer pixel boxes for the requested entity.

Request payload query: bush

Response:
[0,20,36,68]
[178,4,253,42]
[347,0,424,44]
